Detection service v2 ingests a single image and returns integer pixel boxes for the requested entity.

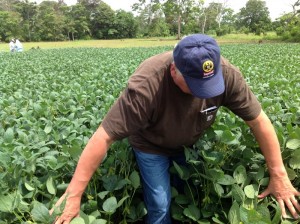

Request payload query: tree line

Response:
[0,0,299,42]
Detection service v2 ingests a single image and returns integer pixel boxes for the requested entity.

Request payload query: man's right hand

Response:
[49,126,113,223]
[50,193,81,224]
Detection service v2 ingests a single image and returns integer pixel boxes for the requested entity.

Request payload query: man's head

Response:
[173,34,225,99]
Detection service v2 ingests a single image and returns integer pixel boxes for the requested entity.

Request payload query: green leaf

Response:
[45,155,58,170]
[270,203,282,224]
[102,175,119,192]
[4,128,14,144]
[232,184,245,203]
[286,166,297,180]
[68,142,82,160]
[233,165,247,185]
[217,174,236,185]
[79,210,89,224]
[292,148,300,157]
[115,179,129,190]
[256,166,265,181]
[286,139,300,150]
[214,183,224,196]
[244,208,271,224]
[249,209,264,223]
[127,205,138,220]
[31,202,51,223]
[171,204,184,221]
[44,123,52,134]
[98,191,109,199]
[129,170,140,189]
[243,148,254,159]
[183,204,200,221]
[88,215,96,223]
[207,168,224,181]
[173,161,184,177]
[117,195,129,208]
[212,217,225,224]
[102,196,117,214]
[17,130,29,144]
[221,130,239,145]
[175,194,189,205]
[25,182,35,191]
[136,201,147,218]
[70,217,85,224]
[244,184,258,199]
[257,205,271,222]
[46,176,56,195]
[289,157,300,169]
[0,194,14,212]
[171,186,178,198]
[197,220,211,224]
[201,150,223,165]
[259,177,269,186]
[228,201,240,224]
[281,220,295,224]
[33,103,43,115]
[173,161,190,180]
[239,206,249,223]
[91,219,107,224]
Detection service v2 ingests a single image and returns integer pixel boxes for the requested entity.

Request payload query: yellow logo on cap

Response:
[203,60,214,73]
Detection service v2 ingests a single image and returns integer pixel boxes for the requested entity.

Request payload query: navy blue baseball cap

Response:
[173,34,225,99]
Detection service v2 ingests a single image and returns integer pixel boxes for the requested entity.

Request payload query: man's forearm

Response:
[246,110,287,177]
[65,126,114,197]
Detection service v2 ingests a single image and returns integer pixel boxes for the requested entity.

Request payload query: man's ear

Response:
[170,63,177,78]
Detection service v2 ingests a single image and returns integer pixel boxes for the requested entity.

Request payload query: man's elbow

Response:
[245,110,270,130]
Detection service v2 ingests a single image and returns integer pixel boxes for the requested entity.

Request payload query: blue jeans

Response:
[133,148,186,224]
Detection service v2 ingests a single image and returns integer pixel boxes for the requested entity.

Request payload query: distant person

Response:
[51,34,300,224]
[15,39,23,52]
[9,39,15,52]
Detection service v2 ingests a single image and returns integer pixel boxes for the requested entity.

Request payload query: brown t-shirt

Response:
[102,51,261,155]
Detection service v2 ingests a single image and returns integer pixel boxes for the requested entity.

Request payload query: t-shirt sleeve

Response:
[222,64,261,121]
[101,87,153,140]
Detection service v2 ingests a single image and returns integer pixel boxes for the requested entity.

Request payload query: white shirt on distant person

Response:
[15,39,23,52]
[9,40,15,52]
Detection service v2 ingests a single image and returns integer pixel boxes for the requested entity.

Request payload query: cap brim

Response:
[183,68,225,99]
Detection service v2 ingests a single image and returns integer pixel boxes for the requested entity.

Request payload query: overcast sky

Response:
[34,0,296,20]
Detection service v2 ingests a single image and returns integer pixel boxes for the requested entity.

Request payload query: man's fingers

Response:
[258,188,270,199]
[54,213,80,224]
[291,196,300,211]
[284,198,300,219]
[291,196,300,216]
[50,193,68,215]
[50,194,81,224]
[55,193,68,206]
[54,216,71,224]
[278,199,288,219]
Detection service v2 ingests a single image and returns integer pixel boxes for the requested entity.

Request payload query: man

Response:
[9,39,15,52]
[52,34,300,224]
[15,39,23,52]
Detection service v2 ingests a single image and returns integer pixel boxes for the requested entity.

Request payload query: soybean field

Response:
[0,43,300,224]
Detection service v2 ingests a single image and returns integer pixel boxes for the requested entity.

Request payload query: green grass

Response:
[0,38,179,52]
[0,33,282,52]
